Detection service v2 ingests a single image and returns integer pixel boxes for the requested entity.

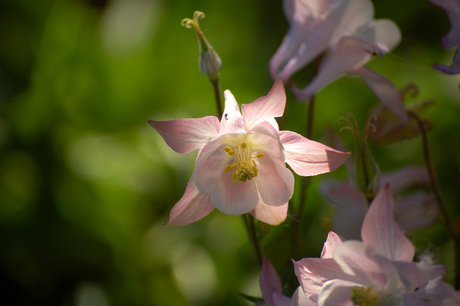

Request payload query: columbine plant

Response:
[150,80,349,225]
[292,185,460,305]
[270,0,407,123]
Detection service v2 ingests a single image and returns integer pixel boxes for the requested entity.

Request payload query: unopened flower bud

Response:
[339,113,380,202]
[182,11,222,81]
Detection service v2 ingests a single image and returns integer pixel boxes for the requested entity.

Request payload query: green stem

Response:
[242,214,263,269]
[407,110,459,289]
[210,77,223,116]
[306,94,315,140]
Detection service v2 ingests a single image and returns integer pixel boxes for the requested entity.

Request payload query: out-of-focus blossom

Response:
[260,256,291,306]
[150,80,349,225]
[270,0,407,124]
[429,0,460,74]
[321,166,439,240]
[293,186,460,305]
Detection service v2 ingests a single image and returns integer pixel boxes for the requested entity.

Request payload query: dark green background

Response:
[0,0,459,305]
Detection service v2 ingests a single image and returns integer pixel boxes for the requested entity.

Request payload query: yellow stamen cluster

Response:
[224,143,265,182]
[351,287,379,306]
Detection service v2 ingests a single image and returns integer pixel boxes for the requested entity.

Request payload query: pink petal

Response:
[220,90,245,134]
[291,36,380,101]
[294,257,359,302]
[279,130,350,176]
[250,123,285,162]
[320,231,347,259]
[361,184,415,262]
[210,170,259,215]
[260,257,291,306]
[417,275,460,302]
[241,79,286,130]
[255,156,295,206]
[291,286,316,306]
[149,116,220,154]
[352,67,408,124]
[192,142,232,193]
[250,200,288,225]
[392,261,447,292]
[166,180,215,226]
[332,241,389,288]
[318,279,362,306]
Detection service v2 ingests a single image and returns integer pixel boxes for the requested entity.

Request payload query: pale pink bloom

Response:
[150,80,349,225]
[293,185,459,305]
[270,0,407,124]
[429,0,460,74]
[320,166,439,239]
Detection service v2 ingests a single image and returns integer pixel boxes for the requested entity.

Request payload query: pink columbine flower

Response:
[429,0,460,74]
[150,80,349,226]
[320,165,439,240]
[293,185,460,305]
[270,0,407,124]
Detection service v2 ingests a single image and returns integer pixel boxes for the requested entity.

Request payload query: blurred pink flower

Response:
[429,0,460,74]
[293,185,460,305]
[270,0,407,124]
[320,166,439,240]
[150,80,349,225]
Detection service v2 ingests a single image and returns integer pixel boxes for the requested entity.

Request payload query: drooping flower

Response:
[293,185,460,305]
[320,166,439,240]
[270,0,407,124]
[428,0,460,74]
[150,80,349,225]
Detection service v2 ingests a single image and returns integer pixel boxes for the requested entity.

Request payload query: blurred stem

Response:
[407,110,459,289]
[306,94,315,139]
[210,77,223,116]
[242,214,263,269]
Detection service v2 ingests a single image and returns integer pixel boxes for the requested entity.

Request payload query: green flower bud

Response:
[182,11,222,81]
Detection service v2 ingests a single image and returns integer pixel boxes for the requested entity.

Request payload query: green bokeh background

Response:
[0,0,459,305]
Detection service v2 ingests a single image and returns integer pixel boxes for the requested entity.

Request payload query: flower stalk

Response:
[407,110,460,289]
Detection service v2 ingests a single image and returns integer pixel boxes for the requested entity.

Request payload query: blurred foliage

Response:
[0,0,459,305]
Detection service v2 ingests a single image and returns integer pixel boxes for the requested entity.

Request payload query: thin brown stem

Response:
[407,110,459,289]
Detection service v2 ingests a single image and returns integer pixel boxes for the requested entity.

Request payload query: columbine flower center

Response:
[351,287,378,306]
[224,143,264,182]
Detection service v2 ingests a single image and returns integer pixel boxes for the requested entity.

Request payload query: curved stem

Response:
[407,110,459,289]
